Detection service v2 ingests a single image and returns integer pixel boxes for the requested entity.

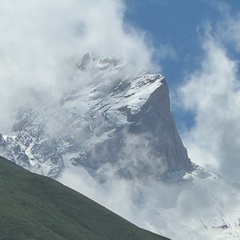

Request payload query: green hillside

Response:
[0,156,169,240]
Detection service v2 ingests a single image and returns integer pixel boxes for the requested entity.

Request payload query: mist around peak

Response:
[0,0,157,134]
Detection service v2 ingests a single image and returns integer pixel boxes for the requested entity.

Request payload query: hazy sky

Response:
[1,0,240,182]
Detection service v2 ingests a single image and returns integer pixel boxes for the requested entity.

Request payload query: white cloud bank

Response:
[0,0,156,134]
[178,3,240,183]
[58,162,240,240]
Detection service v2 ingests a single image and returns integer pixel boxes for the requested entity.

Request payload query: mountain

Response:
[2,55,240,239]
[0,54,192,179]
[0,156,169,240]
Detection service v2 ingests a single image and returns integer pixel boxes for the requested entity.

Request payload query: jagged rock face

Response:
[0,56,192,179]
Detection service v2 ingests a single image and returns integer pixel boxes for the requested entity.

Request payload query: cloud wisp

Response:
[0,0,157,134]
[178,2,240,183]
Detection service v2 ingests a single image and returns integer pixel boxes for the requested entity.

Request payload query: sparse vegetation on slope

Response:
[0,156,169,240]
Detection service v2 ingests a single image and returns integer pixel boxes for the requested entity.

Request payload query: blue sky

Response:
[124,0,240,81]
[124,0,220,80]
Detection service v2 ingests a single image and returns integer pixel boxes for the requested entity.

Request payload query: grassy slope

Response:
[0,156,169,240]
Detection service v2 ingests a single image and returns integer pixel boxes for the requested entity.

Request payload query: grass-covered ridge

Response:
[0,156,169,240]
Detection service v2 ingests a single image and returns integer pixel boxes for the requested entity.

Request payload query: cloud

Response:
[156,43,178,61]
[58,161,240,239]
[0,0,157,134]
[178,3,240,183]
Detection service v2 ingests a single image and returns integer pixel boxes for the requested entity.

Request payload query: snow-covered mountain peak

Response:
[0,56,191,179]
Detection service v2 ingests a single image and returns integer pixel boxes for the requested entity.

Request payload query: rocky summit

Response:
[0,54,192,179]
